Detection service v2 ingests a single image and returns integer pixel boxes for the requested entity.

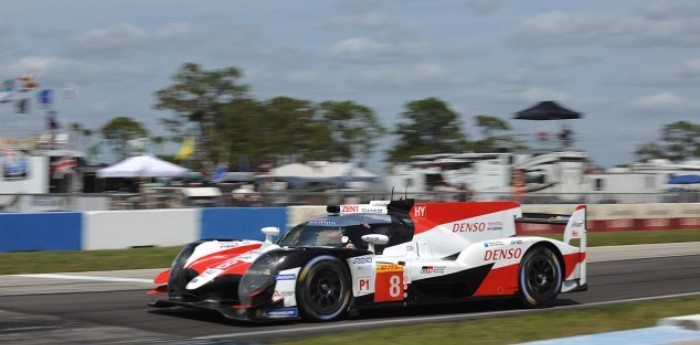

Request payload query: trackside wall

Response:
[200,207,288,241]
[0,204,698,253]
[83,209,199,250]
[0,212,81,252]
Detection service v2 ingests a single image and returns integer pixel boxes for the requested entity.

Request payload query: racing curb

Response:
[659,314,700,331]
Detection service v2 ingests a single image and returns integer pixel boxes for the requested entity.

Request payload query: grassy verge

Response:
[276,296,700,345]
[0,229,698,275]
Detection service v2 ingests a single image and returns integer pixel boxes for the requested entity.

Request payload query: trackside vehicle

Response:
[149,199,587,321]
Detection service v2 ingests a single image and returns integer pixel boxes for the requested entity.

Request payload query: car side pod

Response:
[361,234,389,253]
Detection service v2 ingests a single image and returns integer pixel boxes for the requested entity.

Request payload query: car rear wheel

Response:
[296,255,351,321]
[518,246,562,308]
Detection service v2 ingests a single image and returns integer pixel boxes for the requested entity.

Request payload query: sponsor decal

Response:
[453,222,486,232]
[374,265,404,302]
[487,221,503,231]
[357,277,371,293]
[414,205,427,217]
[215,259,239,269]
[275,274,296,280]
[307,221,337,226]
[376,263,403,273]
[483,241,505,248]
[351,256,373,265]
[420,266,445,274]
[406,245,414,252]
[484,248,522,261]
[272,290,283,302]
[262,308,298,319]
[341,205,359,213]
[510,239,523,245]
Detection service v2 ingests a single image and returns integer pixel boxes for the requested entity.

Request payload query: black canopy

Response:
[514,101,582,120]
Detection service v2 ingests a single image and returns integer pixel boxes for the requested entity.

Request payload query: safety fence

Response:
[0,203,698,253]
[1,191,699,213]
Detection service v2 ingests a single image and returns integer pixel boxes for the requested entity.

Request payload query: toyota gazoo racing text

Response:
[149,199,588,322]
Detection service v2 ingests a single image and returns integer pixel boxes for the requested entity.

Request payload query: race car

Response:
[149,199,587,322]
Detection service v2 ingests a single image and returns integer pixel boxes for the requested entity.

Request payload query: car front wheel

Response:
[296,255,351,321]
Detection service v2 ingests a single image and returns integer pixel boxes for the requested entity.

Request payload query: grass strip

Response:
[276,296,700,345]
[0,229,697,275]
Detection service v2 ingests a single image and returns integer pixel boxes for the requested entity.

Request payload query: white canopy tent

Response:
[97,155,189,178]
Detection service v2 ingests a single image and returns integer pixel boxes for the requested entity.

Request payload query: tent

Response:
[97,154,189,178]
[668,174,700,185]
[264,161,382,190]
[514,101,582,120]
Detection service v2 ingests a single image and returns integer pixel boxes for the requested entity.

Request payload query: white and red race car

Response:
[150,199,587,321]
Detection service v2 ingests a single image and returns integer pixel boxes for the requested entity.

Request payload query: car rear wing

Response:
[515,205,587,248]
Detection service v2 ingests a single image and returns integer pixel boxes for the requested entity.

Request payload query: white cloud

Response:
[285,70,323,84]
[353,63,450,88]
[329,37,429,62]
[509,10,700,48]
[462,0,501,14]
[62,22,201,59]
[327,13,392,30]
[629,91,689,109]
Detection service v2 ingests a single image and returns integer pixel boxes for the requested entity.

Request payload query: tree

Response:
[258,96,334,164]
[154,63,250,165]
[475,115,511,137]
[472,115,512,152]
[317,100,386,163]
[100,117,149,160]
[386,97,468,162]
[634,121,700,162]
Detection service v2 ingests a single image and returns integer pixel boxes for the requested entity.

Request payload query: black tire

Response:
[296,255,351,322]
[518,246,562,308]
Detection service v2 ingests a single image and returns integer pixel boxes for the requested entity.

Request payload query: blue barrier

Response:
[0,212,82,252]
[200,207,288,241]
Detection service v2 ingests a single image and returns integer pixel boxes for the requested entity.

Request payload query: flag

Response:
[3,79,14,92]
[39,89,53,108]
[175,138,194,160]
[18,70,39,92]
[0,91,13,104]
[51,156,76,178]
[211,164,228,183]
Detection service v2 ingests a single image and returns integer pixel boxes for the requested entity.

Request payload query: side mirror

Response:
[261,226,280,243]
[361,234,389,253]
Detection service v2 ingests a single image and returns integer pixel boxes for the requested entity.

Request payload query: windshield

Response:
[277,213,398,249]
[277,224,345,247]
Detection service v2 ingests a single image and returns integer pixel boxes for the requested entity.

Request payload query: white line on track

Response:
[14,273,153,284]
[194,291,700,341]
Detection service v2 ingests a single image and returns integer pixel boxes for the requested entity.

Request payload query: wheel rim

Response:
[526,255,556,297]
[306,265,344,314]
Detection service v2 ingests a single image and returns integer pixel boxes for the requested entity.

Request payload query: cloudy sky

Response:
[1,0,699,170]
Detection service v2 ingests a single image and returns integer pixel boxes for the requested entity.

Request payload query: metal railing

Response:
[1,190,698,212]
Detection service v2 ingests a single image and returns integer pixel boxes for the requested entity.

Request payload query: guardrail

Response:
[1,191,699,212]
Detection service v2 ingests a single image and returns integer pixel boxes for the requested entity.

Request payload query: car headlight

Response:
[238,253,286,305]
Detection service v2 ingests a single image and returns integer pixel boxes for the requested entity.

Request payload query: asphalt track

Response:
[0,243,699,344]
